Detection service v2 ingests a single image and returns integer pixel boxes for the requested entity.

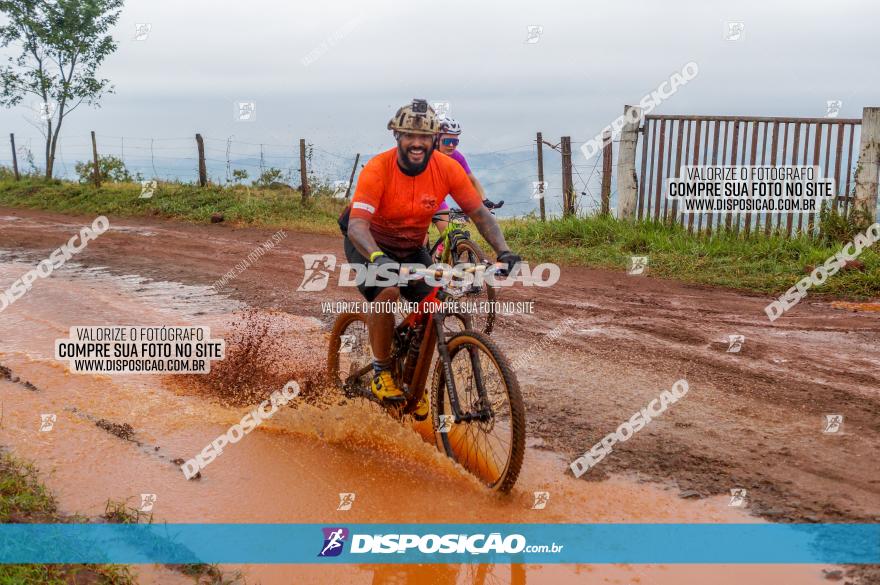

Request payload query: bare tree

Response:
[0,0,122,178]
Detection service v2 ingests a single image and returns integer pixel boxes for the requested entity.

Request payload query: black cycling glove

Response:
[370,252,401,284]
[496,250,522,277]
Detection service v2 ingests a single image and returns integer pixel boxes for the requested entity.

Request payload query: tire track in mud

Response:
[63,406,202,478]
[0,362,38,391]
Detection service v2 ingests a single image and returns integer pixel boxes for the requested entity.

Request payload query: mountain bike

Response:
[327,264,525,493]
[428,199,505,335]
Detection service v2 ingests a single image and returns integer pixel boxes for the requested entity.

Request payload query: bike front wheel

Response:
[430,331,525,493]
[451,238,497,335]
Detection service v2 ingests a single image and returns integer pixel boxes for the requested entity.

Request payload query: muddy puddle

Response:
[0,253,835,584]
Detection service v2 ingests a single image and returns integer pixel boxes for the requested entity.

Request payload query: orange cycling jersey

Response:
[341,148,482,256]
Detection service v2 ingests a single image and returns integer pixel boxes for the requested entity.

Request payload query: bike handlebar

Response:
[448,199,505,217]
[483,198,504,210]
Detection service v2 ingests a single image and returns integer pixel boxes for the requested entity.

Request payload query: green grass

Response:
[0,177,346,233]
[102,498,153,525]
[1,176,877,298]
[0,450,138,585]
[0,451,56,523]
[498,213,880,298]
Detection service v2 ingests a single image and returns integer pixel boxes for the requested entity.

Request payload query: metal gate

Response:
[635,115,863,236]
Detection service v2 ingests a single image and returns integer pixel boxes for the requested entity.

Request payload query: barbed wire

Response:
[4,131,623,218]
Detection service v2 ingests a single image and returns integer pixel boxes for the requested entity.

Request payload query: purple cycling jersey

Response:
[438,150,472,210]
[450,149,472,174]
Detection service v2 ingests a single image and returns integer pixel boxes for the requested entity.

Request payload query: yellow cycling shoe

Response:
[371,370,405,403]
[412,393,429,421]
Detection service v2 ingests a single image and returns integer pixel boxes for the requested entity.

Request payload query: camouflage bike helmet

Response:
[388,99,442,135]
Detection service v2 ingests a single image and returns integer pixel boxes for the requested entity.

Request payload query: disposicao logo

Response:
[318,527,349,557]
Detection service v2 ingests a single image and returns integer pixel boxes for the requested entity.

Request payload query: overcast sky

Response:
[1,0,879,162]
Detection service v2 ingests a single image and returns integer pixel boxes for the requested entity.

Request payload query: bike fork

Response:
[433,312,493,423]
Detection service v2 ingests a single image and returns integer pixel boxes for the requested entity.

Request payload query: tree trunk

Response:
[44,119,53,179]
[48,114,64,180]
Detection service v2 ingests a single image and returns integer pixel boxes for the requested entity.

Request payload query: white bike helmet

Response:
[439,116,462,136]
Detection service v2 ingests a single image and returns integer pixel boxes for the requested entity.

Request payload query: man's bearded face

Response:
[396,132,435,174]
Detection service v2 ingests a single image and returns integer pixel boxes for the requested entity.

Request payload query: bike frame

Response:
[429,200,503,264]
[428,214,470,265]
[397,287,493,423]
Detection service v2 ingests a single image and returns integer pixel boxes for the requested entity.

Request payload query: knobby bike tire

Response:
[430,330,525,493]
[327,312,370,391]
[452,238,497,335]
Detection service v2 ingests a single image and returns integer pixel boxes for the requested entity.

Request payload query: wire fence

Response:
[1,132,611,219]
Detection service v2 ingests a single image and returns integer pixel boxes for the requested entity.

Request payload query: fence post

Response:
[561,136,574,217]
[299,138,310,202]
[90,131,101,187]
[601,130,613,216]
[345,153,360,198]
[9,134,19,181]
[195,134,207,187]
[617,104,641,219]
[853,106,880,222]
[536,132,546,221]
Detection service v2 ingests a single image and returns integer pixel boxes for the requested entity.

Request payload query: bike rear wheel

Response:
[430,331,525,493]
[451,238,497,335]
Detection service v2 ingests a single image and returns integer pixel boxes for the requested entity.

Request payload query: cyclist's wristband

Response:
[369,250,385,263]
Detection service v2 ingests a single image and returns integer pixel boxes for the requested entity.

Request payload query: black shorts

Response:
[343,237,435,303]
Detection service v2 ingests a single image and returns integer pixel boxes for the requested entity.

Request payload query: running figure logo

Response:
[728,488,748,507]
[134,23,151,41]
[318,527,349,557]
[337,493,355,511]
[825,100,842,119]
[236,101,256,122]
[532,181,548,200]
[532,491,550,509]
[339,334,355,354]
[431,101,450,118]
[332,181,350,198]
[727,334,745,353]
[628,256,648,275]
[525,25,543,44]
[33,100,57,121]
[823,414,843,434]
[298,254,337,292]
[724,21,744,41]
[140,179,157,199]
[39,414,56,432]
[438,415,454,433]
[139,493,157,512]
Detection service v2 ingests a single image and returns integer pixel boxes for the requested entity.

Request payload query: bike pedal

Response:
[380,395,406,404]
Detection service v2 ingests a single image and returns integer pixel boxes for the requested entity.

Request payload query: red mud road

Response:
[1,207,878,584]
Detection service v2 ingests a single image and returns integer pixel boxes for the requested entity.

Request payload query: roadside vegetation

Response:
[0,168,877,298]
[0,169,346,234]
[0,449,245,584]
[0,449,136,585]
[501,210,880,298]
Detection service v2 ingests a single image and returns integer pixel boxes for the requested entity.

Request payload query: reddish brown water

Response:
[0,256,833,584]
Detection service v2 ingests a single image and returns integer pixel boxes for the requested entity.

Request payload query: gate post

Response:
[617,105,641,219]
[853,107,880,222]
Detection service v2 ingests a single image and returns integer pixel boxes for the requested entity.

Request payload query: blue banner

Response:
[1,523,877,564]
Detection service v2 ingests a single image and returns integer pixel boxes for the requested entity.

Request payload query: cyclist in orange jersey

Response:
[337,99,521,417]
